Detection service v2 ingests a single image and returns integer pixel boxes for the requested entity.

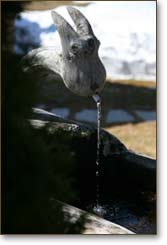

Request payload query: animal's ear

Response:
[67,6,94,36]
[51,10,78,41]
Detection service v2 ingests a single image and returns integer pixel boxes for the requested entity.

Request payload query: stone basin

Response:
[30,108,156,234]
[53,200,134,234]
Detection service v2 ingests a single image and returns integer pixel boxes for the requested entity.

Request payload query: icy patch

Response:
[50,108,70,118]
[75,109,97,123]
[106,110,134,123]
[135,110,156,121]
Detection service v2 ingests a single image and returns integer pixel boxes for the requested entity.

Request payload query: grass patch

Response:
[106,78,156,88]
[105,121,156,158]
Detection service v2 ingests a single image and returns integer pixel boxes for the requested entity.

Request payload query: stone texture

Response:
[31,108,156,194]
[29,108,156,234]
[59,201,134,234]
[22,7,106,97]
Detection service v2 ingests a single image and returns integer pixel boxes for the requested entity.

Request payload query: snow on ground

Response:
[14,1,156,81]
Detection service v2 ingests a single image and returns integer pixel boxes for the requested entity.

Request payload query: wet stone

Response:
[30,108,156,234]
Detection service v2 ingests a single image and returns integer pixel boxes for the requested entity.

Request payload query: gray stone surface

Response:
[22,7,106,97]
[31,108,156,175]
[58,201,134,234]
[31,108,128,156]
[29,108,156,234]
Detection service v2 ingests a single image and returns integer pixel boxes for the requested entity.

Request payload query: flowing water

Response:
[87,95,156,232]
[92,94,104,215]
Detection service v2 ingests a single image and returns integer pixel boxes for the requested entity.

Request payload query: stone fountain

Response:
[22,7,156,234]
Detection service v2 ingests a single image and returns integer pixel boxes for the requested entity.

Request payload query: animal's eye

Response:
[87,38,94,48]
[71,43,79,51]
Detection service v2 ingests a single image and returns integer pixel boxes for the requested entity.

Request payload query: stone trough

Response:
[30,108,156,234]
[54,200,134,234]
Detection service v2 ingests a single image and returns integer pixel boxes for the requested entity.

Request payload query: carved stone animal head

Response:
[51,7,106,97]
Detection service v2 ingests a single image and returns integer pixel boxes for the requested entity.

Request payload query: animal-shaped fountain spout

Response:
[22,6,106,97]
[22,6,106,210]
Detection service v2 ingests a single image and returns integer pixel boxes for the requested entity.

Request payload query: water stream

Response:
[92,94,104,214]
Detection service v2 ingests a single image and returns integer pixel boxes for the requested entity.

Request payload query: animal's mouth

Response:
[90,82,99,92]
[51,6,106,97]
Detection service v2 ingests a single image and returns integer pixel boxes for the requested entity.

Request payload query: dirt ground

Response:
[105,121,156,158]
[104,80,156,158]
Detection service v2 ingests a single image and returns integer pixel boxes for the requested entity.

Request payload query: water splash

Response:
[93,204,106,216]
[93,94,102,210]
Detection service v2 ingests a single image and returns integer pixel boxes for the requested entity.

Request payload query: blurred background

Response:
[11,0,156,158]
[1,0,156,234]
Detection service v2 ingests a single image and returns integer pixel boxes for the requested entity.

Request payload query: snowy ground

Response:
[15,1,156,81]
